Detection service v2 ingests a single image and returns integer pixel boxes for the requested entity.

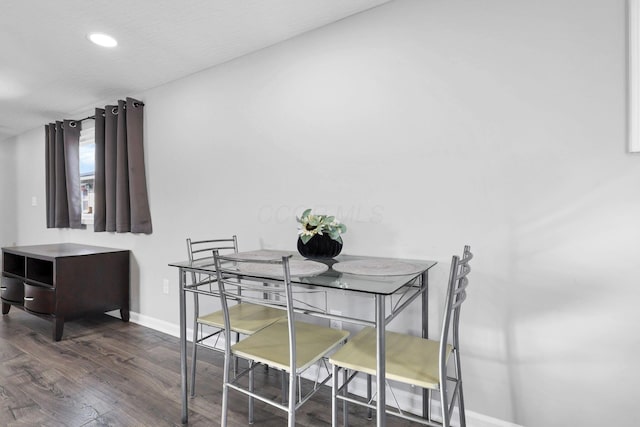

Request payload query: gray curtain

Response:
[94,97,152,234]
[45,120,82,228]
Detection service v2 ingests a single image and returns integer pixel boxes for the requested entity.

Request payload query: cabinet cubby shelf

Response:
[1,243,130,341]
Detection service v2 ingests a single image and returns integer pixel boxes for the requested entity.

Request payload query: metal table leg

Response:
[375,295,386,427]
[421,271,430,420]
[179,269,188,424]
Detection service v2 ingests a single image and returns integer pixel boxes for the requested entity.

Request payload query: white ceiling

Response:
[0,0,391,142]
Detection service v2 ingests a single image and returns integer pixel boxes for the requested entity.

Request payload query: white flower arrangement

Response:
[296,208,347,244]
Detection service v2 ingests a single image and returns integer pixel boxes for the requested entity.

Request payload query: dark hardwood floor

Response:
[0,310,417,426]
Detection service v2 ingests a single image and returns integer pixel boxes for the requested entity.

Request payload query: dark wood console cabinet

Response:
[1,243,130,341]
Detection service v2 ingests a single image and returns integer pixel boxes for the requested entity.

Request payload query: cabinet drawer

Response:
[24,284,54,315]
[1,277,24,303]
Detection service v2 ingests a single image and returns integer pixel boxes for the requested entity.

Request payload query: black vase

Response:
[297,235,343,259]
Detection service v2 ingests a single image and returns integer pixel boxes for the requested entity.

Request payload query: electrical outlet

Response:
[162,278,169,294]
[31,196,37,206]
[330,309,342,329]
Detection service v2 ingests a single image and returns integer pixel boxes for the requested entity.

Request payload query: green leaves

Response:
[300,233,314,244]
[296,209,347,244]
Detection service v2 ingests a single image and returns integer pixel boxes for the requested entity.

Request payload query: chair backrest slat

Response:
[187,237,238,262]
[213,251,297,374]
[186,236,238,291]
[451,291,467,309]
[438,245,473,383]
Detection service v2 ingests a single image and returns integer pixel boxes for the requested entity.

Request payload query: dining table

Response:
[169,250,437,426]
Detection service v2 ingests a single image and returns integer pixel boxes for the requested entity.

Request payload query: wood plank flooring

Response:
[0,311,418,426]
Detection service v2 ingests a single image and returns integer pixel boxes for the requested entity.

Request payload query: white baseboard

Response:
[465,412,523,427]
[107,309,185,338]
[342,376,522,427]
[110,310,521,427]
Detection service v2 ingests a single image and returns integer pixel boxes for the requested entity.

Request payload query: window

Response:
[79,121,95,225]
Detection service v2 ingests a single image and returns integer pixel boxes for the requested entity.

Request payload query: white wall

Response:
[0,136,16,247]
[3,0,639,426]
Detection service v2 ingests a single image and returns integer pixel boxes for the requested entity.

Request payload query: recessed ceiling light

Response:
[88,33,118,48]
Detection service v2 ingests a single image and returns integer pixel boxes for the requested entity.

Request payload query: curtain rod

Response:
[75,101,145,123]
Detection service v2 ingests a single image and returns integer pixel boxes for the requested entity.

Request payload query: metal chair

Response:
[213,251,350,427]
[329,245,473,427]
[186,236,284,397]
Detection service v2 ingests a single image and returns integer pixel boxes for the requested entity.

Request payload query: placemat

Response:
[225,250,291,261]
[332,259,424,276]
[239,260,328,278]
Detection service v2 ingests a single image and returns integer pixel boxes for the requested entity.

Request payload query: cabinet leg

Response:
[120,306,130,322]
[53,317,64,341]
[2,302,10,315]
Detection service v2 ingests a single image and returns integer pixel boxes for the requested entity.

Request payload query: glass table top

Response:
[169,250,437,295]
